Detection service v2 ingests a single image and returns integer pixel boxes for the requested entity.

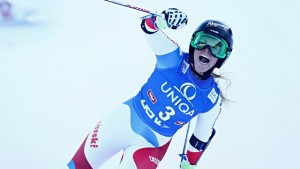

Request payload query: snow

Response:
[0,0,299,169]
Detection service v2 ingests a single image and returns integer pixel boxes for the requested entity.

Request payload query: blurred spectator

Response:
[0,0,12,21]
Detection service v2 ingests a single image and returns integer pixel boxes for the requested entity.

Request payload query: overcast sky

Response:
[0,0,299,169]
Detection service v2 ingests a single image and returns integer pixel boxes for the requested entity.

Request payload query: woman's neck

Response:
[191,70,213,89]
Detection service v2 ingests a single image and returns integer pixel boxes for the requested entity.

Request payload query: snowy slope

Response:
[1,0,300,169]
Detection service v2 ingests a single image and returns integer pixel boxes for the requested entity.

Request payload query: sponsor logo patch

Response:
[208,88,218,104]
[175,121,186,126]
[181,60,189,74]
[147,89,157,103]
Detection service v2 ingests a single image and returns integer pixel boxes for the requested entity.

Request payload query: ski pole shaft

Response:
[180,121,191,161]
[103,0,160,16]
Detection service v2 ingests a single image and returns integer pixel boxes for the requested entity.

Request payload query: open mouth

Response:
[199,55,210,64]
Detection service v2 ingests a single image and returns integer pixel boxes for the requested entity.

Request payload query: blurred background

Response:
[0,0,299,168]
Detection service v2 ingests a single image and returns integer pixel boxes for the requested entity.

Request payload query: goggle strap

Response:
[226,47,232,55]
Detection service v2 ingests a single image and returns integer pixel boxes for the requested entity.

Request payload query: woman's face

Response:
[192,47,218,74]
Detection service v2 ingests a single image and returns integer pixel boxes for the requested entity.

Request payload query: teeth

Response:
[199,55,210,64]
[200,55,209,59]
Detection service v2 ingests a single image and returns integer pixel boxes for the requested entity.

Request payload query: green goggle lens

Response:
[191,32,230,59]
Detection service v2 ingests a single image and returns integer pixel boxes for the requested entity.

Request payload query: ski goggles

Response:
[190,31,231,59]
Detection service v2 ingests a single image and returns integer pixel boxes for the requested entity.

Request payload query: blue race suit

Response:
[132,49,220,137]
[67,21,223,169]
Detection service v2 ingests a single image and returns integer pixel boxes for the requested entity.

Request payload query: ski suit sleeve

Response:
[140,16,182,69]
[186,97,222,165]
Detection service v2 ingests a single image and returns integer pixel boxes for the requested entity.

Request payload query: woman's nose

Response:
[203,46,211,54]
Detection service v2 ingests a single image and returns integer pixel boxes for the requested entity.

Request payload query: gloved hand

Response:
[155,8,188,30]
[180,159,196,169]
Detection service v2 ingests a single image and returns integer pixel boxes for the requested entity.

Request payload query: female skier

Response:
[67,8,233,169]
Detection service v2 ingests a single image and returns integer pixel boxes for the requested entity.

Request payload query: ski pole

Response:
[180,121,191,162]
[102,0,161,16]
